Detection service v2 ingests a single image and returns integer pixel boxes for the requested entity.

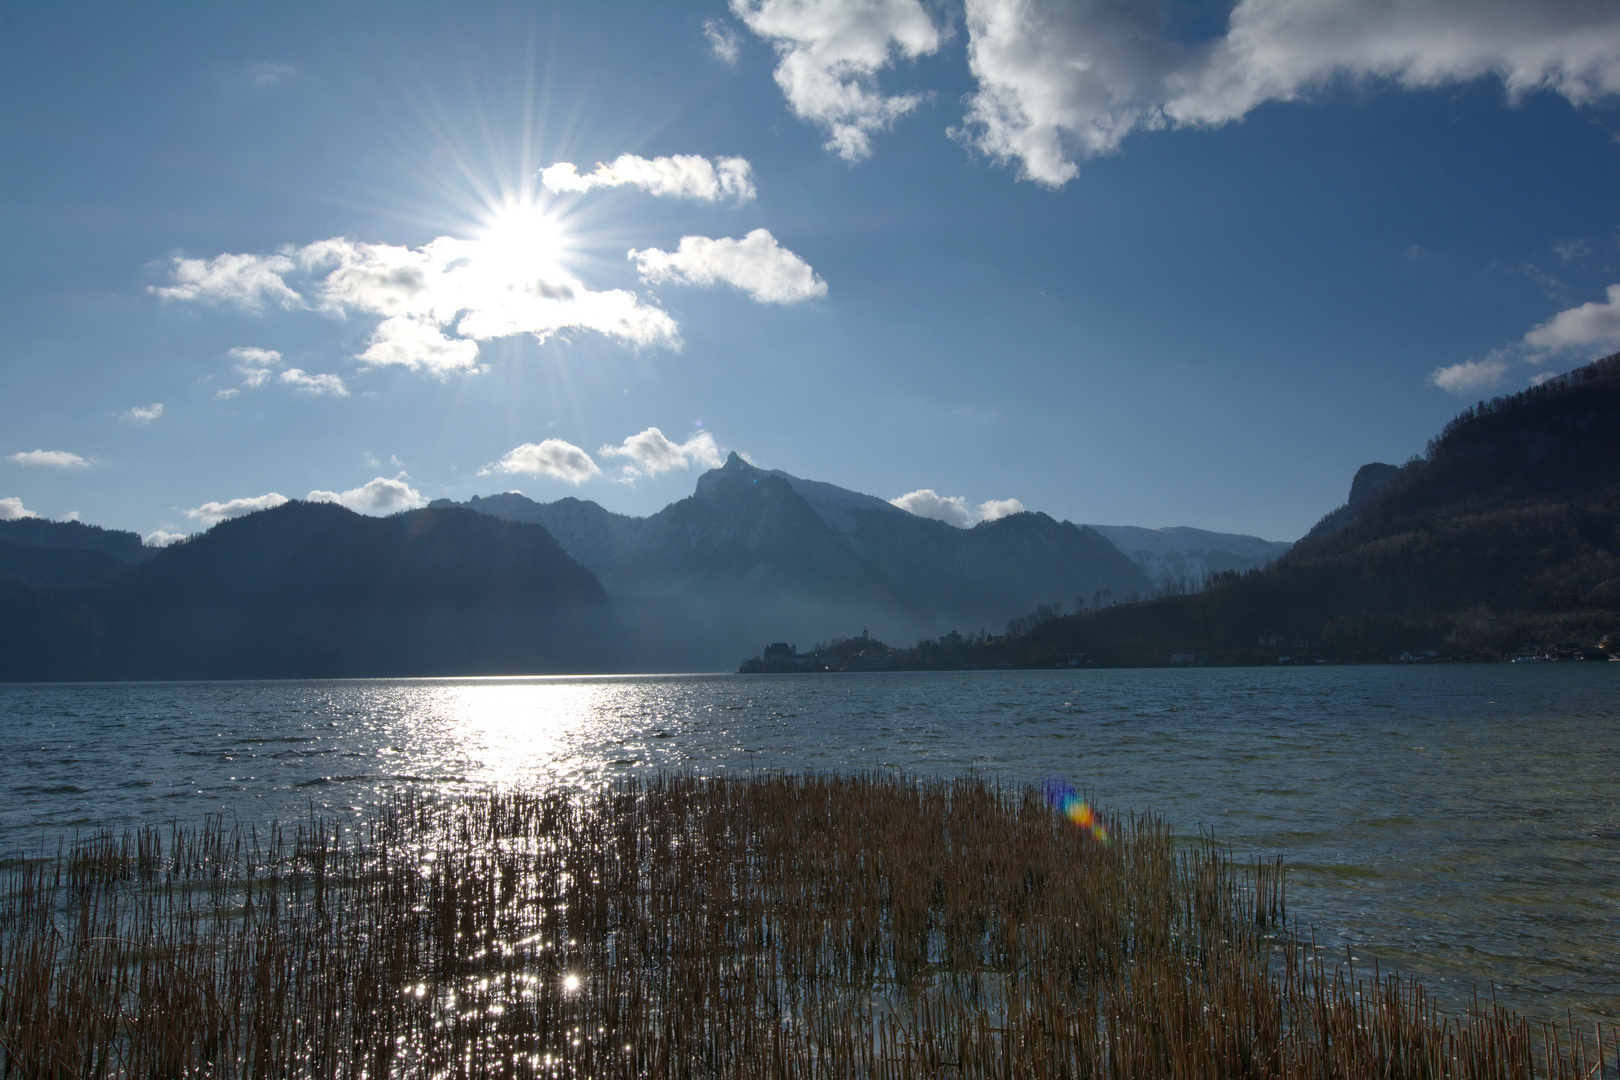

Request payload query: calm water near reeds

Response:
[2,665,1617,1028]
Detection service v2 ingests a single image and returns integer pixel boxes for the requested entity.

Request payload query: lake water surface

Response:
[2,665,1616,1027]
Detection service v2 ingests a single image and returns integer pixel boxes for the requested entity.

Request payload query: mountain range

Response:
[12,334,1614,678]
[1,447,1290,679]
[428,453,1150,668]
[0,502,618,679]
[429,453,1284,668]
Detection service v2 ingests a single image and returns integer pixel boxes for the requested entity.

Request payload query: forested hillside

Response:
[1005,353,1620,665]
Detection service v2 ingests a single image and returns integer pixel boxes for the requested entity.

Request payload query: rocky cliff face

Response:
[1299,461,1404,543]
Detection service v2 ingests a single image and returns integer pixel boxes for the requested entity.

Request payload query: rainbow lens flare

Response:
[1043,778,1112,846]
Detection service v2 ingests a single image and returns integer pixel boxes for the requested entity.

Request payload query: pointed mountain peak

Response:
[695,451,769,500]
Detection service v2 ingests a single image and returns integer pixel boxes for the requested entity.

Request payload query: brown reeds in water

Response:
[0,773,1612,1078]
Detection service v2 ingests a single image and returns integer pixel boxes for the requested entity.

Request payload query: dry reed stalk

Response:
[0,773,1610,1079]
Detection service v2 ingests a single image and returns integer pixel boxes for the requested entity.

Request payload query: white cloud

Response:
[891,489,974,527]
[123,403,163,423]
[184,492,290,526]
[152,251,301,309]
[228,345,281,388]
[143,529,187,548]
[731,0,943,160]
[158,228,680,381]
[9,449,89,468]
[306,476,425,516]
[278,368,349,396]
[959,0,1620,187]
[1524,284,1620,353]
[223,345,347,394]
[1429,356,1512,395]
[303,235,679,351]
[599,428,724,480]
[229,346,281,365]
[63,511,80,522]
[540,154,756,202]
[0,496,37,521]
[356,316,483,377]
[977,497,1025,521]
[483,440,602,485]
[890,489,1025,527]
[705,18,742,65]
[631,229,826,303]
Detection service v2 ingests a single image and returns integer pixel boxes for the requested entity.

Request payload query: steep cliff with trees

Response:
[1003,353,1620,665]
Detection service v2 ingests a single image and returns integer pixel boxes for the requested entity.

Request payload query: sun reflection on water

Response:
[429,678,629,788]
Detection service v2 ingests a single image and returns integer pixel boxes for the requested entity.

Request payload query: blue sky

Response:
[3,1,1619,544]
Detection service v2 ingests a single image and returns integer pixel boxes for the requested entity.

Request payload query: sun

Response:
[475,197,571,279]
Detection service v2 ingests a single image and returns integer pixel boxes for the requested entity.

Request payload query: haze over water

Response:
[3,665,1616,1028]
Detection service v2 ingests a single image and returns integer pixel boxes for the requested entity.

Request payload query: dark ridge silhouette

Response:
[0,516,154,564]
[435,454,1150,668]
[0,536,132,585]
[1002,352,1620,665]
[1297,462,1402,543]
[0,501,621,680]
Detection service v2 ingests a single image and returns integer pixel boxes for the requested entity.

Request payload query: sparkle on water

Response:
[3,665,1617,1028]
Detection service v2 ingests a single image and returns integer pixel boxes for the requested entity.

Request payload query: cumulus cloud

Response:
[306,476,426,515]
[222,345,348,395]
[631,229,827,303]
[184,492,290,526]
[599,427,724,480]
[1426,283,1620,395]
[228,345,281,388]
[123,403,163,423]
[157,228,679,381]
[891,489,1024,527]
[0,496,37,520]
[229,346,281,366]
[356,316,482,377]
[9,450,89,468]
[731,0,943,161]
[483,440,602,485]
[540,154,756,202]
[152,251,301,309]
[1429,356,1512,395]
[958,0,1620,186]
[1524,284,1620,353]
[705,18,743,65]
[143,529,187,548]
[893,489,975,527]
[977,497,1026,522]
[278,368,349,396]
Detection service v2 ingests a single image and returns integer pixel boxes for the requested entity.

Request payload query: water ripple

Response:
[0,666,1615,1025]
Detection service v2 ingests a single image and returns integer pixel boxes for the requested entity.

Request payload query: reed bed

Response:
[0,773,1612,1079]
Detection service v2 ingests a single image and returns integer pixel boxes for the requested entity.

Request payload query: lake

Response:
[2,664,1616,1027]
